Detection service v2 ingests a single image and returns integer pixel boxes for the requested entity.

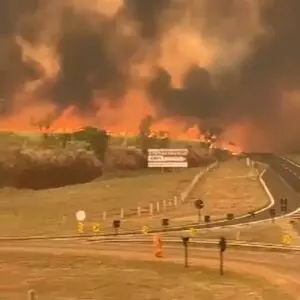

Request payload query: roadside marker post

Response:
[181,236,190,268]
[189,227,197,237]
[92,223,100,233]
[282,234,292,245]
[141,225,149,235]
[249,211,256,219]
[162,218,169,230]
[204,215,211,227]
[77,222,84,233]
[218,236,227,276]
[226,213,234,221]
[113,220,121,236]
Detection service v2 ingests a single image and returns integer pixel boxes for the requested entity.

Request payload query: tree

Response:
[138,115,154,153]
[72,127,109,161]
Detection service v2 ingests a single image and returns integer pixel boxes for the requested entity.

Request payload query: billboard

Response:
[147,149,188,168]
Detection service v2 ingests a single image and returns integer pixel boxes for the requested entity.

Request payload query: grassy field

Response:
[65,158,271,234]
[122,159,268,229]
[0,167,204,237]
[187,159,266,219]
[0,250,292,300]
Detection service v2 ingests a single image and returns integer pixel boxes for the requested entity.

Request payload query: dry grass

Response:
[0,251,292,300]
[119,159,268,230]
[0,167,204,237]
[172,159,267,222]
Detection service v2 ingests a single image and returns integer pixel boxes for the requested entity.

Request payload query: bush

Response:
[72,127,109,161]
[0,147,103,189]
[105,147,147,171]
[187,147,215,167]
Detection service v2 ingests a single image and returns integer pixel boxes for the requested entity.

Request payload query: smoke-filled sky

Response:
[1,0,300,151]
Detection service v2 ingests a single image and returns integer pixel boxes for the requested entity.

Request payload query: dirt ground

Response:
[0,167,203,237]
[0,242,296,300]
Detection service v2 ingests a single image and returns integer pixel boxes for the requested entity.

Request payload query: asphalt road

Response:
[257,155,300,192]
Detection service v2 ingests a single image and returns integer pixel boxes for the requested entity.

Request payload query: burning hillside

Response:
[1,0,300,152]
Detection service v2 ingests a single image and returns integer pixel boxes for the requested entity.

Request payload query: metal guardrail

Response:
[84,237,300,253]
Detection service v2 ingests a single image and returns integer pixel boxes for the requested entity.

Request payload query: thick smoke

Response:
[1,0,300,151]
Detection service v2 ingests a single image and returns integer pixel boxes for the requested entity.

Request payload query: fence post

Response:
[137,206,141,216]
[27,290,38,300]
[120,208,124,219]
[102,211,107,221]
[163,200,167,210]
[174,196,178,207]
[181,193,185,203]
[149,203,153,216]
[156,201,160,213]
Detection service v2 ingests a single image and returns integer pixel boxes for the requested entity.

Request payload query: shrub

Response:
[0,147,103,189]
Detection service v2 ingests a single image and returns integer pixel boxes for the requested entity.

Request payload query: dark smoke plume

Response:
[1,0,300,150]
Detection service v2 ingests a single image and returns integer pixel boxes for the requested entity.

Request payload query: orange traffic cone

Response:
[153,235,163,258]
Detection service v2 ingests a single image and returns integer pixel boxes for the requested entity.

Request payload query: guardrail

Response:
[85,237,300,253]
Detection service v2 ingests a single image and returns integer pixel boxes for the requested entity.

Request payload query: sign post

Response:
[162,218,169,230]
[113,220,121,235]
[218,236,227,276]
[181,236,190,268]
[194,199,204,223]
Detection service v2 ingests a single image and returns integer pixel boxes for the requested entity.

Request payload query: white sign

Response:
[147,149,188,168]
[76,210,86,221]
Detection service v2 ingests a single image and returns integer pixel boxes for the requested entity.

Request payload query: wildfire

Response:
[0,85,205,140]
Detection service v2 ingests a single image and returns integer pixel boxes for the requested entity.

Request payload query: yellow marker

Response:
[77,222,84,233]
[93,223,100,233]
[141,225,149,235]
[189,227,197,237]
[282,234,292,245]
